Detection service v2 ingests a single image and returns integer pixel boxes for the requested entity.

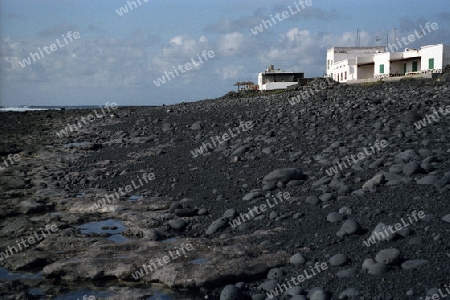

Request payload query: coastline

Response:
[0,75,450,299]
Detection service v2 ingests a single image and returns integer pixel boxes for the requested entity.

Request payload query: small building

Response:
[258,65,304,91]
[234,81,257,91]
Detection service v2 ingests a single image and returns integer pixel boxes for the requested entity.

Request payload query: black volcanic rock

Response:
[0,72,450,299]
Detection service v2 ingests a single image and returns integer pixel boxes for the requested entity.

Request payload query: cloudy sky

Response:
[1,0,449,107]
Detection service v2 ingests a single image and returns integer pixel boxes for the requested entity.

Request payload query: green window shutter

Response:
[412,61,417,72]
[404,63,407,74]
[380,64,384,74]
[429,58,434,69]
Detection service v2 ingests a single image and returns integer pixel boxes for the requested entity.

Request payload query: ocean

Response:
[0,106,100,112]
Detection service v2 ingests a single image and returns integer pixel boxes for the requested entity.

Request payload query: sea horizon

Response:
[0,104,161,112]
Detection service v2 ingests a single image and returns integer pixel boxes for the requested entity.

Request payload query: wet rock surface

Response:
[0,73,450,299]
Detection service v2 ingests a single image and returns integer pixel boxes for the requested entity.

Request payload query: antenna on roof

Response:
[356,28,360,47]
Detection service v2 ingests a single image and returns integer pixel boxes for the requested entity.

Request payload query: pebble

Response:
[327,212,345,223]
[401,259,429,270]
[220,285,242,300]
[336,219,362,237]
[375,248,401,265]
[205,217,229,235]
[305,196,320,205]
[289,253,306,265]
[258,279,277,291]
[329,253,347,266]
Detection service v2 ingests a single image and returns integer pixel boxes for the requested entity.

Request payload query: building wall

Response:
[420,44,443,71]
[374,53,390,76]
[261,82,297,91]
[444,45,450,67]
[331,59,350,82]
[257,73,263,88]
[348,64,357,81]
[404,60,421,73]
[358,64,374,79]
[264,74,294,82]
[390,62,405,75]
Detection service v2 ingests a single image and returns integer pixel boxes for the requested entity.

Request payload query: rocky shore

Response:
[1,70,450,299]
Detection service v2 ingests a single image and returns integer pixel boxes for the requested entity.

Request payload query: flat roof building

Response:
[327,44,449,83]
[257,65,304,91]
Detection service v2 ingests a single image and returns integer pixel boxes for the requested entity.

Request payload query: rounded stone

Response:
[291,296,307,300]
[205,217,229,235]
[403,161,421,176]
[258,279,278,291]
[266,267,284,280]
[286,286,303,296]
[336,219,361,237]
[289,253,306,265]
[309,289,331,300]
[327,212,345,223]
[375,248,401,265]
[339,288,360,299]
[220,284,242,300]
[338,185,352,195]
[367,262,387,275]
[223,208,237,219]
[167,219,187,231]
[401,259,429,270]
[251,295,266,300]
[329,253,348,266]
[305,196,320,205]
[335,268,355,278]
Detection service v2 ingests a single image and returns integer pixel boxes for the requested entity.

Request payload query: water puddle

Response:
[0,267,42,280]
[29,287,45,296]
[53,287,176,300]
[146,291,175,300]
[75,219,129,243]
[129,195,144,201]
[162,237,178,243]
[108,234,129,243]
[53,289,112,300]
[189,258,211,265]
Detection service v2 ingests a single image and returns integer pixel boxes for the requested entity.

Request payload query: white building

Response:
[373,49,420,79]
[258,65,304,91]
[327,44,450,83]
[326,47,385,82]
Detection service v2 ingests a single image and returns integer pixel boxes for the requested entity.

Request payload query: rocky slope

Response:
[0,70,449,300]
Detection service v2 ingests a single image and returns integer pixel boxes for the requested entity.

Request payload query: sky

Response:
[0,0,449,107]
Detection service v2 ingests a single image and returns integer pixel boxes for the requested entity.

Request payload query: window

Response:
[379,64,384,74]
[403,63,407,74]
[344,71,347,80]
[412,61,418,72]
[429,58,434,69]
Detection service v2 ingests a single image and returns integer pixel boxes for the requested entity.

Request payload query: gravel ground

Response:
[0,70,449,300]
